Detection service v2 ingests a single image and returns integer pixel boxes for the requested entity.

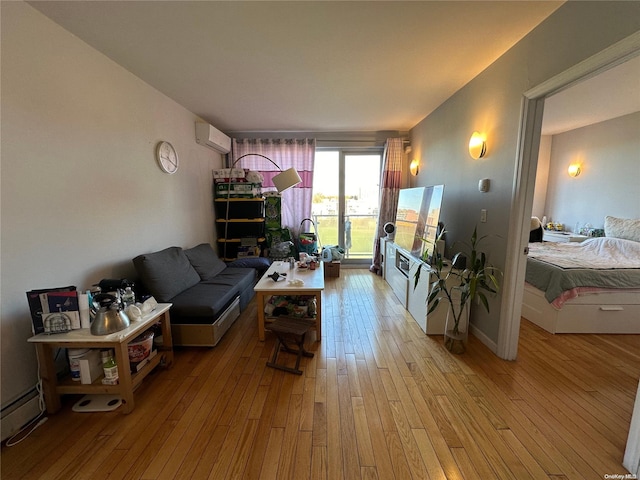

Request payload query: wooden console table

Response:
[28,303,173,414]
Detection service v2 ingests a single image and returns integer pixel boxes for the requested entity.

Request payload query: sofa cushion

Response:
[226,256,271,274]
[203,267,256,290]
[169,282,239,319]
[184,243,227,280]
[133,247,201,302]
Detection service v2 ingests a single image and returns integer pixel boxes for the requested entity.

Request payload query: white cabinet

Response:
[385,240,452,335]
[408,260,455,334]
[385,240,408,307]
[408,262,428,332]
[542,231,588,243]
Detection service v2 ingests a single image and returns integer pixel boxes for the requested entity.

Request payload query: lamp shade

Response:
[409,159,420,176]
[469,132,487,159]
[272,167,302,193]
[567,164,581,177]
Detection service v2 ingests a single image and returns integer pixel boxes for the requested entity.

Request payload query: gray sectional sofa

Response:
[133,243,269,346]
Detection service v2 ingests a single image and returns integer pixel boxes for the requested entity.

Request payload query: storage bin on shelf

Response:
[128,330,154,364]
[214,182,262,198]
[215,219,265,238]
[214,198,265,218]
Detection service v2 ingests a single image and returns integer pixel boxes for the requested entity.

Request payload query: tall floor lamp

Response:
[222,154,302,260]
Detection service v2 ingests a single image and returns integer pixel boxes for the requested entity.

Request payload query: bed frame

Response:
[522,283,640,334]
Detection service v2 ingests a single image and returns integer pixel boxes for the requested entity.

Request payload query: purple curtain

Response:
[370,138,403,274]
[231,138,315,231]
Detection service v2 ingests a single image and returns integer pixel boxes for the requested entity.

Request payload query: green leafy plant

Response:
[414,226,501,351]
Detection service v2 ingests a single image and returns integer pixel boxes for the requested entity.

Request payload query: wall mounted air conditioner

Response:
[195,122,231,154]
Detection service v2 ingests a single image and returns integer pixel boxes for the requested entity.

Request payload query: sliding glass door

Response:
[311,149,382,264]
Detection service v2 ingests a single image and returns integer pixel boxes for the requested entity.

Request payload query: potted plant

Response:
[414,226,500,353]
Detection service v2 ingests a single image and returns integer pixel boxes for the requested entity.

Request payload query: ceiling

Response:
[28,1,564,134]
[542,54,640,135]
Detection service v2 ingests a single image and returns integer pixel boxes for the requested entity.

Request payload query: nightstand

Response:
[542,231,589,243]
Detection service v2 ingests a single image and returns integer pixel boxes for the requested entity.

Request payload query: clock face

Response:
[156,141,179,174]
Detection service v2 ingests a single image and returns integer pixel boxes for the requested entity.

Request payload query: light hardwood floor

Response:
[3,269,639,479]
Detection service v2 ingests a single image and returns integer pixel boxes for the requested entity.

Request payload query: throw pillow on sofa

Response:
[226,256,272,275]
[133,247,201,302]
[183,243,227,281]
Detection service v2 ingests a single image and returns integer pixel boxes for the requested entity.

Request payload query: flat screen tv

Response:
[394,185,444,260]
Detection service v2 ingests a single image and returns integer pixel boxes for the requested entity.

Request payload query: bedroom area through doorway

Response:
[522,54,640,335]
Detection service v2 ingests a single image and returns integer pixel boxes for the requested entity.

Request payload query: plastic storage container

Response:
[68,348,91,381]
[128,330,154,363]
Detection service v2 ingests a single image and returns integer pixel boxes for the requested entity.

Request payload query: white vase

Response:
[444,297,470,354]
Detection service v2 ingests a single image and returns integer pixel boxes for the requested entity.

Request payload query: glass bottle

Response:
[103,354,118,380]
[121,287,135,308]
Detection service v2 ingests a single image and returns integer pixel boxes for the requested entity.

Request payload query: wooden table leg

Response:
[159,310,174,367]
[36,343,61,414]
[315,291,322,340]
[257,291,266,341]
[115,342,134,413]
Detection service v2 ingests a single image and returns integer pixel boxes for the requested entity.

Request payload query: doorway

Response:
[311,148,383,264]
[497,32,640,360]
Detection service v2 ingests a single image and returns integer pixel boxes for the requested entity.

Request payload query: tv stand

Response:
[382,239,453,335]
[384,239,409,306]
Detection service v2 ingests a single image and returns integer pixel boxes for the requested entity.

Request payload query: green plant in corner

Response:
[414,226,501,353]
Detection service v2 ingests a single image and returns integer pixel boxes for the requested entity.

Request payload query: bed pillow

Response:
[604,216,640,243]
[184,243,227,281]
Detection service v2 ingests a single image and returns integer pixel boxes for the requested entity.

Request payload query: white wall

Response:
[532,135,552,220]
[542,112,640,231]
[410,1,640,342]
[1,2,223,413]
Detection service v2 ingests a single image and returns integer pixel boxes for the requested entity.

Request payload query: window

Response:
[311,148,382,264]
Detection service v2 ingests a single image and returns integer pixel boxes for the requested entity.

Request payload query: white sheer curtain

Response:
[231,138,315,232]
[370,138,404,274]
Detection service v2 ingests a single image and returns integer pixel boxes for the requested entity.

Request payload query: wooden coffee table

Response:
[254,261,324,341]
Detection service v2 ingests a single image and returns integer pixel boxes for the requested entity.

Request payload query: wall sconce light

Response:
[567,163,581,178]
[468,132,487,159]
[409,159,420,176]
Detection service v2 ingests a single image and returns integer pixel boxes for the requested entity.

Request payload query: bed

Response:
[522,217,640,333]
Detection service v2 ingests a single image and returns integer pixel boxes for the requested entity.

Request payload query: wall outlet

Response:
[480,209,487,223]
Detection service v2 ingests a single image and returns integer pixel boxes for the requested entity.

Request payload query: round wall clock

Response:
[156,141,179,174]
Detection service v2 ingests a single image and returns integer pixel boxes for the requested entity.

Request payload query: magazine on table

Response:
[26,286,79,334]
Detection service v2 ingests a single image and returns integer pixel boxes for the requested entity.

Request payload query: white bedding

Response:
[528,237,640,269]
